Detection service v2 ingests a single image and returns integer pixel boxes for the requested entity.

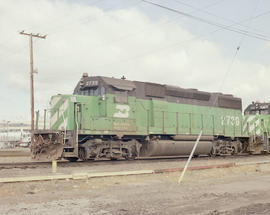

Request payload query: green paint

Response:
[243,114,270,136]
[49,93,244,137]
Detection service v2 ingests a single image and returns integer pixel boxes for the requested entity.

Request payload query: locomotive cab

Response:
[244,102,270,115]
[243,102,270,136]
[243,102,270,153]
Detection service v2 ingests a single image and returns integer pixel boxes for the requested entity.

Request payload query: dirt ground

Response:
[1,163,270,215]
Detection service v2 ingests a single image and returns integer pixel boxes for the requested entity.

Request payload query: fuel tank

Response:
[140,140,212,156]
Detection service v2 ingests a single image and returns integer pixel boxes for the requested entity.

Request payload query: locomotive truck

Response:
[32,74,270,161]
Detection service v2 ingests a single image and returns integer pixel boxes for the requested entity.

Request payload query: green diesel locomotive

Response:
[32,74,270,161]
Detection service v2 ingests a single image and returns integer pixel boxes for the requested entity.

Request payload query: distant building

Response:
[0,121,31,148]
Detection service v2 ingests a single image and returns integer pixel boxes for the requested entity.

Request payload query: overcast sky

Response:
[0,0,270,122]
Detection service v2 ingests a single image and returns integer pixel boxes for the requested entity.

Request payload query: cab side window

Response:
[100,87,105,97]
[114,90,128,104]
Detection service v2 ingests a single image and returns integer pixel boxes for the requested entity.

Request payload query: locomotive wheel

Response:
[126,152,136,160]
[79,147,88,161]
[209,148,216,157]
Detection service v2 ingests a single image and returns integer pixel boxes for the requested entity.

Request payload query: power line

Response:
[213,0,262,106]
[236,0,262,52]
[27,0,228,66]
[141,0,270,41]
[172,0,268,38]
[1,0,269,63]
[68,0,226,54]
[93,6,270,73]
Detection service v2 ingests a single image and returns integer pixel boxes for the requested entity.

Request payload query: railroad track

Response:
[0,150,30,157]
[0,154,263,170]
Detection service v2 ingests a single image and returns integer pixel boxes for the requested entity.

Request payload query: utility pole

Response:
[19,31,46,146]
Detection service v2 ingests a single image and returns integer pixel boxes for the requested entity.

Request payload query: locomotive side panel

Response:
[133,97,243,137]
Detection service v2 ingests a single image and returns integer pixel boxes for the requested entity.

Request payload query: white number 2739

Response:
[221,116,240,126]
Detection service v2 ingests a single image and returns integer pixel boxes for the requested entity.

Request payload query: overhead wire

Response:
[4,1,268,72]
[212,0,262,105]
[66,0,227,54]
[31,0,141,66]
[140,0,265,107]
[1,0,270,63]
[32,0,226,68]
[219,0,262,91]
[2,0,270,76]
[0,0,222,61]
[31,0,233,66]
[172,0,269,38]
[91,5,270,75]
[141,0,270,41]
[237,0,262,49]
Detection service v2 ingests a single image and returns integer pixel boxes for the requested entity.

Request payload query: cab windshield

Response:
[78,87,105,96]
